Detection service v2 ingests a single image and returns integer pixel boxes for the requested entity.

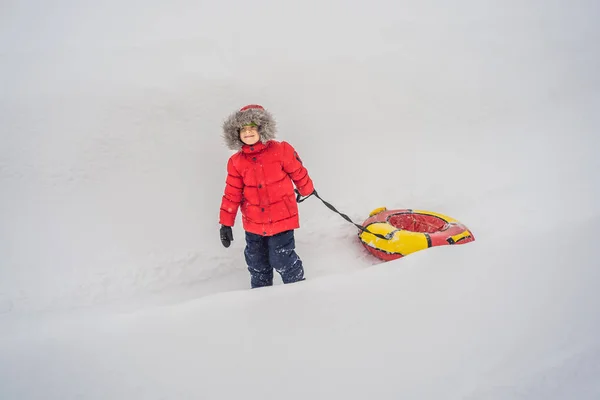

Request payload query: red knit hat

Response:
[240,104,265,112]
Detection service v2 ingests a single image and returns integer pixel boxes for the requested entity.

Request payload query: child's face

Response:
[240,125,260,146]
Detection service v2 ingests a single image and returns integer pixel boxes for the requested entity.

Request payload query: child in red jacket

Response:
[219,104,315,288]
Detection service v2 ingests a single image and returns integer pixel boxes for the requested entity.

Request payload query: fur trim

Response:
[222,106,277,151]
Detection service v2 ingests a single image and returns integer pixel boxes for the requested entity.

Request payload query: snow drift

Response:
[1,0,599,398]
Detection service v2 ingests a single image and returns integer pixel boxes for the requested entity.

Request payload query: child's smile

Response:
[240,125,260,145]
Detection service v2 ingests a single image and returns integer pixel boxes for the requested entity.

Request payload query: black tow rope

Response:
[295,189,391,240]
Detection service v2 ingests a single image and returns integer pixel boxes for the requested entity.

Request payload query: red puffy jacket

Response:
[219,140,314,236]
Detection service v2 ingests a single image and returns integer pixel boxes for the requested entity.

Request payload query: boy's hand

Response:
[220,225,233,248]
[295,189,317,203]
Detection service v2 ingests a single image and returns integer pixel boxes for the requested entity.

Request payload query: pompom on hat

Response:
[222,104,277,150]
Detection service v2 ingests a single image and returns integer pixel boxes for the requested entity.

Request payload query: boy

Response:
[219,104,315,288]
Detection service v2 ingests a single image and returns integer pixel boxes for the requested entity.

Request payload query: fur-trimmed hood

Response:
[222,104,277,151]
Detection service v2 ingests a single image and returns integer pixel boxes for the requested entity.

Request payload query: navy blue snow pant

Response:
[244,229,305,288]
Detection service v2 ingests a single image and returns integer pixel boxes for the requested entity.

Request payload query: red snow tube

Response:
[358,207,475,261]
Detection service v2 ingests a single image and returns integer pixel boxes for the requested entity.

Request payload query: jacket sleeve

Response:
[219,157,244,227]
[281,141,314,196]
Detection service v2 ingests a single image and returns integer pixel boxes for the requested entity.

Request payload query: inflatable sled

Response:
[359,207,475,261]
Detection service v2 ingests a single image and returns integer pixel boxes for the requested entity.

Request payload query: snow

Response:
[1,0,599,399]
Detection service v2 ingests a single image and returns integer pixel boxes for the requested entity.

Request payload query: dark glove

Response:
[220,225,233,248]
[295,189,317,203]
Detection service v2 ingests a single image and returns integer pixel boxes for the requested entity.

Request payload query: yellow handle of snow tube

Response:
[369,207,388,217]
[447,230,471,244]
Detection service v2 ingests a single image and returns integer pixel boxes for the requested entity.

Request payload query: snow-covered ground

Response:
[1,0,599,399]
